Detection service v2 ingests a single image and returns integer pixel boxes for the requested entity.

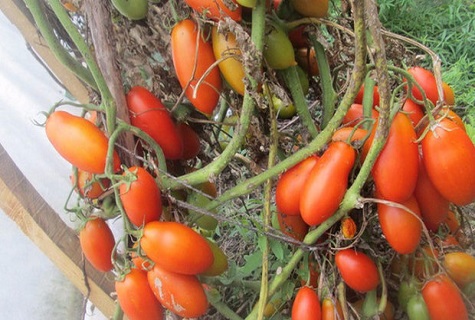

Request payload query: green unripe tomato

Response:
[111,0,148,20]
[272,95,296,119]
[398,278,419,311]
[236,0,257,8]
[406,294,430,320]
[187,191,218,232]
[201,239,228,276]
[264,23,297,70]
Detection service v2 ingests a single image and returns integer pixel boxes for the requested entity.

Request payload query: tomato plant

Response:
[184,0,242,21]
[111,0,148,20]
[171,19,222,116]
[71,169,109,199]
[115,268,164,320]
[291,286,322,320]
[264,23,297,70]
[45,111,121,174]
[335,249,380,293]
[79,217,115,272]
[406,66,439,105]
[177,122,201,160]
[290,0,329,18]
[443,252,475,287]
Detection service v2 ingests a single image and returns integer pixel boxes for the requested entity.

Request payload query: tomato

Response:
[354,84,380,108]
[414,156,450,232]
[272,94,297,119]
[437,107,465,130]
[200,239,228,276]
[406,66,438,105]
[126,86,183,160]
[171,19,222,116]
[71,169,109,199]
[295,47,319,76]
[335,249,380,292]
[140,221,213,275]
[398,278,418,311]
[236,0,257,8]
[264,23,297,70]
[263,297,284,318]
[289,25,310,48]
[402,99,424,127]
[342,103,378,126]
[211,26,246,96]
[444,210,461,235]
[177,122,201,159]
[119,167,162,227]
[406,294,430,320]
[321,298,344,320]
[115,268,164,320]
[290,0,329,18]
[371,112,419,202]
[291,286,322,320]
[377,195,422,254]
[299,257,320,287]
[79,217,115,272]
[131,242,152,271]
[340,216,357,239]
[276,211,309,241]
[442,82,455,105]
[111,0,148,20]
[352,298,395,320]
[187,180,218,233]
[45,111,121,174]
[275,155,319,216]
[184,0,242,21]
[422,274,468,320]
[331,127,368,143]
[300,142,355,226]
[421,118,475,206]
[147,264,208,318]
[443,252,475,287]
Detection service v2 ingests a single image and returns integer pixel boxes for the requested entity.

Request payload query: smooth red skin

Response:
[377,195,422,254]
[140,221,214,275]
[119,167,162,227]
[402,98,424,127]
[288,25,310,48]
[371,112,419,202]
[171,19,222,116]
[275,155,319,216]
[72,169,109,199]
[422,274,469,320]
[414,156,449,231]
[421,118,475,205]
[354,85,380,108]
[406,66,439,105]
[277,211,309,242]
[46,111,121,174]
[291,286,322,320]
[115,268,164,320]
[79,218,115,272]
[443,252,475,287]
[184,0,242,21]
[331,127,368,143]
[126,86,183,160]
[342,103,378,126]
[147,264,208,318]
[443,82,455,105]
[300,142,355,226]
[335,249,380,293]
[177,123,201,160]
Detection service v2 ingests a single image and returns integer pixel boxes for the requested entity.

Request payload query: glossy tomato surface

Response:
[264,23,297,70]
[291,286,322,320]
[406,66,438,105]
[79,217,115,272]
[402,98,424,127]
[354,84,380,108]
[443,252,475,287]
[335,249,380,292]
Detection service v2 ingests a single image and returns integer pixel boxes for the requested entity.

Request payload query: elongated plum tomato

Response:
[406,66,438,105]
[407,293,430,320]
[300,142,355,226]
[115,268,164,320]
[402,99,424,127]
[331,127,368,143]
[211,26,245,95]
[295,47,319,76]
[79,217,115,272]
[335,249,380,292]
[422,274,468,320]
[321,298,344,320]
[147,264,208,318]
[111,0,148,20]
[290,0,328,18]
[377,195,422,254]
[275,155,319,216]
[171,19,222,116]
[45,111,121,174]
[264,23,297,70]
[140,221,213,275]
[177,122,201,160]
[421,118,475,206]
[442,82,455,105]
[291,286,322,320]
[354,84,380,108]
[184,0,241,21]
[119,167,162,227]
[342,103,378,126]
[443,252,475,287]
[276,211,309,242]
[71,169,109,199]
[126,86,183,160]
[200,239,229,277]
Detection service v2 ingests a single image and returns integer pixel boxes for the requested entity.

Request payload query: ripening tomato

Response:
[171,19,222,116]
[264,23,297,70]
[119,167,162,227]
[342,103,378,126]
[352,298,395,320]
[402,99,424,127]
[422,274,469,320]
[184,0,242,21]
[443,252,475,287]
[275,155,319,216]
[421,118,475,206]
[200,239,228,276]
[442,82,455,105]
[45,111,121,174]
[79,217,115,272]
[111,0,148,20]
[272,94,297,119]
[354,84,380,108]
[147,264,208,318]
[321,298,344,320]
[291,286,322,320]
[290,0,329,18]
[177,123,201,159]
[335,249,380,293]
[115,268,164,320]
[300,142,355,226]
[377,195,422,254]
[406,66,438,105]
[211,26,245,95]
[276,211,309,241]
[71,169,109,199]
[331,127,368,143]
[444,210,461,235]
[140,221,213,275]
[295,47,319,76]
[437,107,465,131]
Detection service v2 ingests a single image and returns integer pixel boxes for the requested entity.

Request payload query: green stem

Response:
[209,299,243,320]
[362,75,376,130]
[112,302,124,320]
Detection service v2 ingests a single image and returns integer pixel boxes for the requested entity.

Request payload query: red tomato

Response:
[406,66,439,105]
[342,103,378,126]
[331,127,368,143]
[115,268,164,320]
[321,298,344,320]
[119,167,162,227]
[371,112,419,202]
[290,0,329,18]
[276,211,309,242]
[177,123,201,160]
[275,155,319,216]
[171,19,222,116]
[140,221,213,275]
[443,252,475,287]
[45,111,121,174]
[442,82,455,105]
[414,156,450,232]
[79,217,115,272]
[147,264,208,318]
[300,142,356,226]
[354,85,380,108]
[421,118,475,205]
[184,0,242,21]
[437,107,466,131]
[377,195,422,254]
[291,286,322,320]
[126,86,183,160]
[71,169,109,199]
[402,98,424,127]
[295,47,319,76]
[335,249,380,292]
[422,274,469,320]
[288,25,310,48]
